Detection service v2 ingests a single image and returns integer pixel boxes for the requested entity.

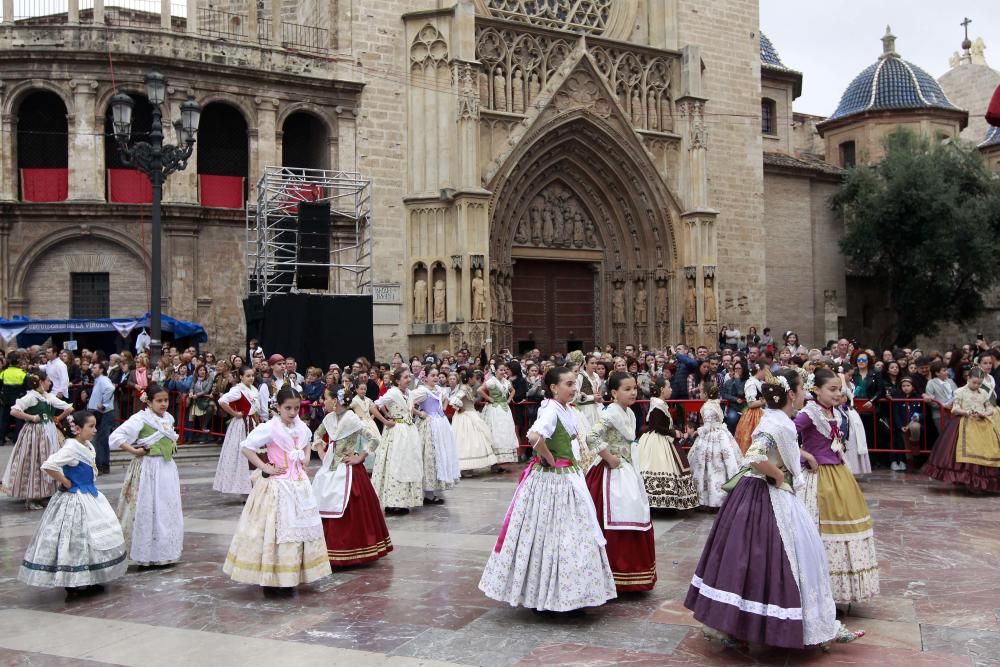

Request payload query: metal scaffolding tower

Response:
[247,166,373,303]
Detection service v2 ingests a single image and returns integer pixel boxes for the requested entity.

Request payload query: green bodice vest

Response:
[25,400,55,423]
[137,423,178,461]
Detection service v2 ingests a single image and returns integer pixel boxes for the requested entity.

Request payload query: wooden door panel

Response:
[513,260,595,353]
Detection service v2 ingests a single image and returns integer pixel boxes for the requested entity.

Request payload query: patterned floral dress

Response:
[370,387,424,509]
[687,400,744,508]
[636,398,699,510]
[481,377,519,464]
[479,400,617,611]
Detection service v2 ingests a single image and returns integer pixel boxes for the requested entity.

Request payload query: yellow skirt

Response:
[956,415,1000,468]
[223,472,331,587]
[814,463,880,603]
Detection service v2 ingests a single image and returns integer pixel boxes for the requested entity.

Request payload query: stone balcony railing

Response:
[0,0,331,55]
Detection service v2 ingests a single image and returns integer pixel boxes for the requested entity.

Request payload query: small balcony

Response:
[0,0,331,55]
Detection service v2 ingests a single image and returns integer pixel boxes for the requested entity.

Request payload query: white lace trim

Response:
[820,516,871,526]
[690,575,802,620]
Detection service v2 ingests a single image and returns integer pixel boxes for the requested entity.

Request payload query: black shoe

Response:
[98,466,111,475]
[422,497,445,505]
[65,587,84,601]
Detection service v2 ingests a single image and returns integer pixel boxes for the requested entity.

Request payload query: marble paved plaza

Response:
[0,456,997,666]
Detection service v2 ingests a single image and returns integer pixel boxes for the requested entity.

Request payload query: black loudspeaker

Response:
[297,202,331,290]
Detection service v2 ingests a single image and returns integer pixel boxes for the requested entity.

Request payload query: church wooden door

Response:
[511,259,595,354]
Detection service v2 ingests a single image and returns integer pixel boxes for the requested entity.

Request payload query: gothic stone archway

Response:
[489,111,680,352]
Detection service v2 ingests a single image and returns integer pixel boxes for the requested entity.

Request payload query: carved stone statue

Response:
[684,276,697,324]
[493,70,507,111]
[635,282,647,324]
[631,89,643,125]
[585,220,598,247]
[503,279,512,323]
[612,285,626,324]
[655,284,669,323]
[529,72,541,103]
[703,276,717,322]
[541,209,555,245]
[572,212,585,247]
[514,217,529,244]
[433,280,446,323]
[471,269,486,321]
[413,278,428,323]
[552,205,566,245]
[512,69,524,113]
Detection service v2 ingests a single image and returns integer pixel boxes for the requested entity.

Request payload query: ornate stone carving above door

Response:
[512,183,601,250]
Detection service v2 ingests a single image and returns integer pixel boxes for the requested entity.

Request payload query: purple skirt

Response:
[684,476,804,648]
[922,417,1000,492]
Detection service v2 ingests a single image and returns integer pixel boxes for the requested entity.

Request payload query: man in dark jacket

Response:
[670,345,701,399]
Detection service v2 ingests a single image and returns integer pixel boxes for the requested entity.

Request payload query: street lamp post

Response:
[111,72,201,366]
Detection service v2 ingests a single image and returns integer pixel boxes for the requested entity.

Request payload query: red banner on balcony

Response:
[200,174,245,209]
[20,168,68,202]
[107,169,153,204]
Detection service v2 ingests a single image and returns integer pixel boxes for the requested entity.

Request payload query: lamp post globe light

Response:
[111,72,201,366]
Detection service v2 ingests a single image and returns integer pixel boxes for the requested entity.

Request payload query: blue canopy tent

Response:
[0,313,207,350]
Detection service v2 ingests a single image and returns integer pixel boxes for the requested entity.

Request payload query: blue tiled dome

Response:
[829,27,960,121]
[760,33,790,71]
[982,125,1000,149]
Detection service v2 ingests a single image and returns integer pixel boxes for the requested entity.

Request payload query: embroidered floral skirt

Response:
[224,472,331,586]
[481,404,519,464]
[636,431,699,510]
[801,464,880,603]
[479,468,617,611]
[1,422,59,500]
[116,456,184,565]
[688,427,743,508]
[452,410,497,471]
[213,418,252,495]
[19,489,127,588]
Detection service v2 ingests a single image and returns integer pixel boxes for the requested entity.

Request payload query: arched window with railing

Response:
[104,93,155,203]
[281,111,330,170]
[17,91,68,202]
[197,102,249,209]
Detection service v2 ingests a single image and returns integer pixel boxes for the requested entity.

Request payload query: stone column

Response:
[163,88,198,205]
[647,0,678,50]
[336,108,356,172]
[68,79,102,201]
[163,221,199,321]
[68,0,80,24]
[253,97,278,186]
[0,80,13,201]
[0,220,9,317]
[2,0,13,25]
[160,0,170,29]
[270,0,282,45]
[93,0,104,24]
[185,0,197,33]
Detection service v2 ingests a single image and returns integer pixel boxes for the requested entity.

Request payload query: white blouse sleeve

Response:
[240,421,274,451]
[410,386,429,406]
[219,385,242,406]
[44,393,72,412]
[13,392,40,412]
[527,403,559,441]
[41,443,81,472]
[374,387,397,409]
[745,380,759,402]
[108,412,146,450]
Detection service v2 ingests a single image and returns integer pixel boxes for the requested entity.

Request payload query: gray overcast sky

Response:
[760,1,1000,117]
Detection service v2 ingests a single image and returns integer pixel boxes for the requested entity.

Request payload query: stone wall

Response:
[677,0,767,334]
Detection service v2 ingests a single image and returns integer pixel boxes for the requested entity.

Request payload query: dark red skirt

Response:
[585,462,657,592]
[321,464,393,567]
[922,417,1000,492]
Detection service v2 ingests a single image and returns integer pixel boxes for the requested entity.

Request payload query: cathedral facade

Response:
[0,0,847,356]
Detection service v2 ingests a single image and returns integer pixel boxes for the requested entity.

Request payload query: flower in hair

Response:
[66,414,80,436]
[139,391,149,405]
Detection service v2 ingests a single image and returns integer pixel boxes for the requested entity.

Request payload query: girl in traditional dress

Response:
[637,377,699,510]
[412,366,461,504]
[2,371,72,509]
[451,369,497,475]
[213,366,261,496]
[224,386,330,593]
[734,362,767,454]
[685,369,865,650]
[110,383,184,567]
[480,364,520,470]
[19,410,127,599]
[840,379,872,476]
[687,386,744,508]
[923,367,1000,492]
[350,379,380,472]
[480,366,617,611]
[795,368,880,604]
[312,386,392,568]
[585,372,656,592]
[576,353,604,430]
[369,368,424,514]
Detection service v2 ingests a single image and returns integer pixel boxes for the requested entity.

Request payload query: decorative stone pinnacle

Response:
[880,25,898,59]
